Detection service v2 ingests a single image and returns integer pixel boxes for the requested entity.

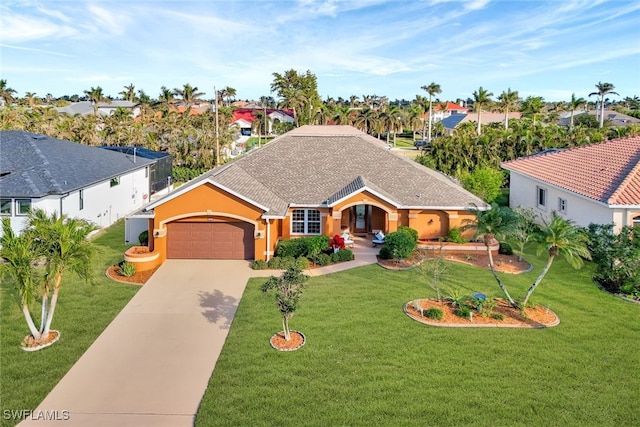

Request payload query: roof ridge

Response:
[607,151,640,204]
[26,133,65,193]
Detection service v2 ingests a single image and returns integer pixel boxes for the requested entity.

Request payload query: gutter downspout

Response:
[266,218,271,261]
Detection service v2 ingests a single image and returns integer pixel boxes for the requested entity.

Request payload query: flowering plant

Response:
[330,235,345,250]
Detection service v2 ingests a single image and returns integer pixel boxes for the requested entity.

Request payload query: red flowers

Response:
[330,235,345,250]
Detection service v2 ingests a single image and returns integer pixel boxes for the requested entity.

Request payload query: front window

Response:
[291,209,321,234]
[0,199,11,216]
[16,199,31,215]
[537,187,547,209]
[633,215,640,229]
[79,189,84,210]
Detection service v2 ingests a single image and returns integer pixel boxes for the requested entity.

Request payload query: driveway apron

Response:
[21,260,262,427]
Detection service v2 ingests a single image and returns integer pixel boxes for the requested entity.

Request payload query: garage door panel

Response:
[167,222,254,260]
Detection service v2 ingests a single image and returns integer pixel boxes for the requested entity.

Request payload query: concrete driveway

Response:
[21,260,271,427]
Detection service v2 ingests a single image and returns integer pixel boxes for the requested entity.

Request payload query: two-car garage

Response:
[166,222,255,260]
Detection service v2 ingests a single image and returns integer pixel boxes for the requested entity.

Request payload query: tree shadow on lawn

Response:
[198,290,239,329]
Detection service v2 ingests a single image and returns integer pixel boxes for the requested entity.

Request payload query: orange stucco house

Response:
[126,125,486,270]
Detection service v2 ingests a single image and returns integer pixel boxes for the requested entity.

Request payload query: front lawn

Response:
[0,221,139,427]
[196,249,640,426]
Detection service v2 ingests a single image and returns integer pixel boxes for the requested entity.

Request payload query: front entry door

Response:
[353,205,368,234]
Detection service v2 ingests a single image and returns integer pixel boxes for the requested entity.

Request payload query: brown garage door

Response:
[167,222,254,259]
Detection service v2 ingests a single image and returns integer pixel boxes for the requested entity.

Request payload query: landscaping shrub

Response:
[295,256,310,270]
[331,249,353,263]
[275,239,305,258]
[425,307,443,320]
[118,261,136,277]
[491,312,505,321]
[445,227,467,244]
[315,253,332,266]
[251,259,268,270]
[280,256,297,270]
[397,226,418,244]
[138,230,148,246]
[267,257,282,269]
[498,242,513,255]
[378,230,416,259]
[455,305,472,319]
[276,236,330,259]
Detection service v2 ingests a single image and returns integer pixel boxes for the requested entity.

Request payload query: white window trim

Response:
[290,209,322,235]
[0,198,11,216]
[16,199,31,216]
[79,189,84,211]
[558,197,567,214]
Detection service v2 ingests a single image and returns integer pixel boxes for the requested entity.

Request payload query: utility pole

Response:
[215,86,220,166]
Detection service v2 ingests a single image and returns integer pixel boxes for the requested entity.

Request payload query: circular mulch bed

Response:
[106,265,159,285]
[378,250,531,274]
[270,330,306,351]
[21,330,60,351]
[404,298,559,328]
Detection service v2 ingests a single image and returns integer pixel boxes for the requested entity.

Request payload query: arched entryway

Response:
[339,203,390,235]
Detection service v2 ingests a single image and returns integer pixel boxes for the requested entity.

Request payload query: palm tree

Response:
[589,82,619,128]
[497,88,519,130]
[520,96,546,126]
[421,82,442,142]
[84,86,109,116]
[462,204,518,306]
[158,86,175,113]
[119,83,137,102]
[222,86,236,106]
[522,213,591,305]
[0,219,43,341]
[472,87,493,135]
[567,93,586,129]
[27,209,96,337]
[173,83,204,114]
[0,79,17,107]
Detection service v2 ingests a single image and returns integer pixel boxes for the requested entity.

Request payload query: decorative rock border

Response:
[270,330,306,351]
[21,330,60,352]
[403,301,560,328]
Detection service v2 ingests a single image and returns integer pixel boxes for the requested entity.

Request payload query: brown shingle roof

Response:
[501,135,640,206]
[149,126,485,216]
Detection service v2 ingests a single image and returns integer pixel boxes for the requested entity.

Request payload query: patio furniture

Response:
[372,231,385,247]
[341,232,355,248]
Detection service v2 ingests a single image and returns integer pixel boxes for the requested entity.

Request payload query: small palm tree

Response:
[567,93,586,130]
[589,82,619,128]
[421,82,442,142]
[463,204,518,306]
[0,79,17,106]
[521,213,591,306]
[173,83,204,115]
[84,86,109,116]
[0,219,43,341]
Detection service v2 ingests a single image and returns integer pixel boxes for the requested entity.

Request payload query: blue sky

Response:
[1,0,639,103]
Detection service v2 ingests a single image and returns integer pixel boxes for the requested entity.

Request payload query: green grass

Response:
[196,249,640,426]
[0,220,139,426]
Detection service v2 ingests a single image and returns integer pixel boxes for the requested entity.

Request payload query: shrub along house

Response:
[126,125,486,270]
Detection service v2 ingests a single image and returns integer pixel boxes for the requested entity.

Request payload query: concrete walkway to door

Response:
[20,244,380,427]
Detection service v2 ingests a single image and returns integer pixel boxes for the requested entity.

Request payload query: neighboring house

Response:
[0,131,154,235]
[558,109,640,127]
[442,112,522,135]
[56,101,141,118]
[431,101,469,122]
[231,108,295,136]
[501,135,640,232]
[125,125,486,269]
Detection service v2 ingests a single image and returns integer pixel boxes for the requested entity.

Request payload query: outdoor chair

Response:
[372,231,385,247]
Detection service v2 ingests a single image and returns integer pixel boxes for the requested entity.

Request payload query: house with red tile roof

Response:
[501,136,640,232]
[231,108,294,136]
[431,101,469,121]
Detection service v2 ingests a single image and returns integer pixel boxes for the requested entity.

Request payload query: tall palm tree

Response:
[353,107,378,134]
[567,93,586,130]
[522,213,591,305]
[589,82,619,128]
[497,88,520,130]
[28,209,96,337]
[173,83,204,115]
[158,86,175,113]
[421,82,442,142]
[472,87,493,135]
[84,86,109,116]
[222,86,236,106]
[0,79,17,107]
[520,96,546,126]
[0,219,43,341]
[462,204,518,306]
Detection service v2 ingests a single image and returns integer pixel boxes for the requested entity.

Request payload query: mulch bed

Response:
[405,298,559,328]
[106,265,160,285]
[270,331,306,351]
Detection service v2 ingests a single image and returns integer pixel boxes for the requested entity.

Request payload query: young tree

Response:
[463,204,518,306]
[521,213,591,306]
[508,207,539,261]
[261,267,308,341]
[419,246,448,302]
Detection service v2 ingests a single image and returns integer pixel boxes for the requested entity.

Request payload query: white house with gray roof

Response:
[0,131,153,235]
